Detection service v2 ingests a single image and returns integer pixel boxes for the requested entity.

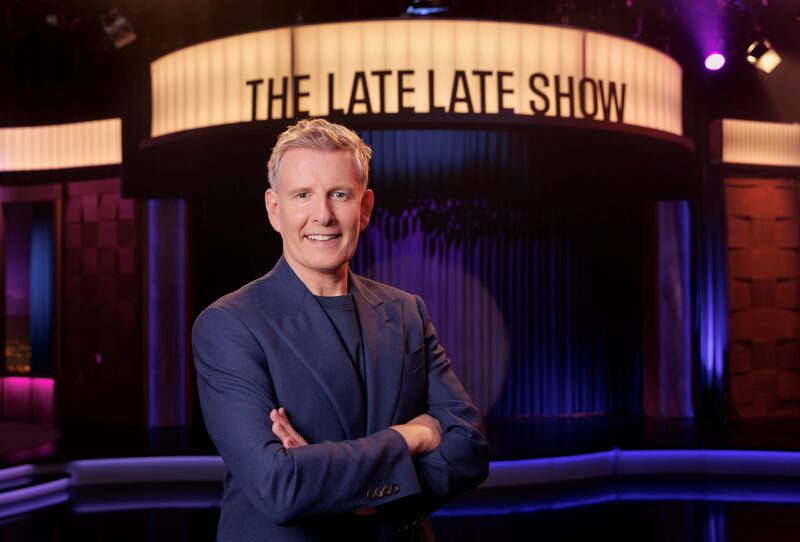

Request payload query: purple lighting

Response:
[704,52,726,70]
[0,376,54,421]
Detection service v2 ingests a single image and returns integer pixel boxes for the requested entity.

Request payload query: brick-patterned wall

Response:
[58,179,143,424]
[726,178,800,417]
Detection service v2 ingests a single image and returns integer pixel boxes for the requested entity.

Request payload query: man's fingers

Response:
[268,407,308,448]
[275,408,308,445]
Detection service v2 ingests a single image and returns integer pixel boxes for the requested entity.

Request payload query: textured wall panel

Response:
[59,179,142,424]
[725,178,800,417]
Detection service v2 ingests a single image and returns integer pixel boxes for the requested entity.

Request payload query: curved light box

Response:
[0,119,121,173]
[137,20,693,199]
[150,20,683,139]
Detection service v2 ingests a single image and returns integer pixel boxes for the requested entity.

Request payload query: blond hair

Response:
[267,119,372,190]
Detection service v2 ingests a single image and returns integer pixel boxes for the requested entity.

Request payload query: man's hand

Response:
[390,414,443,457]
[269,407,308,449]
[270,407,442,457]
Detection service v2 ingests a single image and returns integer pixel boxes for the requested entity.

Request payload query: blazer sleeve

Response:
[409,295,491,509]
[192,304,421,525]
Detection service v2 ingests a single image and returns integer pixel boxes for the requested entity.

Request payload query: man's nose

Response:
[312,197,335,225]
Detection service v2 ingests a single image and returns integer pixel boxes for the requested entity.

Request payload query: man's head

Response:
[267,118,372,191]
[265,119,375,292]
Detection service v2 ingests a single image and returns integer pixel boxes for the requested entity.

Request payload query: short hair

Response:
[267,118,372,191]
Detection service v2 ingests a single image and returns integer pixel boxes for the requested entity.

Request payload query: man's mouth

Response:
[305,234,341,241]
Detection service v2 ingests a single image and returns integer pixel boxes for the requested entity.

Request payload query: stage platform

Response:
[2,417,800,541]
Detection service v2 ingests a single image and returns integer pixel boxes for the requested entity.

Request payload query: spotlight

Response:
[406,0,450,16]
[704,52,726,71]
[100,8,136,49]
[747,39,781,73]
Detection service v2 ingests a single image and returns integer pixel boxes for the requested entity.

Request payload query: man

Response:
[192,119,490,541]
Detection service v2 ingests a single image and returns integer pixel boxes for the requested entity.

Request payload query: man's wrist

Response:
[389,425,421,456]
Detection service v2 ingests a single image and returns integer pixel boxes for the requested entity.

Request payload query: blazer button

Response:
[367,490,375,501]
[375,488,384,498]
[392,484,400,494]
[382,484,392,496]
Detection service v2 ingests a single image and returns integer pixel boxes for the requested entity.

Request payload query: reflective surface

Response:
[3,479,800,541]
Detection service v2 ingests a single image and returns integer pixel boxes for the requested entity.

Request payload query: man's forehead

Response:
[279,148,360,184]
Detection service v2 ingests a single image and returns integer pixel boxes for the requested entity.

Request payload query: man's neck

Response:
[285,258,349,296]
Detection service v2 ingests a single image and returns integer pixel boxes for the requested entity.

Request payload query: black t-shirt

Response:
[314,294,367,404]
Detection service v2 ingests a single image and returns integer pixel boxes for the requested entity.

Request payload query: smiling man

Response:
[192,119,490,541]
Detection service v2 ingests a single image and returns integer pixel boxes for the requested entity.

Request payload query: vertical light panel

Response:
[720,119,800,168]
[0,119,121,172]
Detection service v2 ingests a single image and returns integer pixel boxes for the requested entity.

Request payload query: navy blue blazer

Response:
[192,257,490,540]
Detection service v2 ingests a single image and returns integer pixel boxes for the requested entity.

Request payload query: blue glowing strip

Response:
[0,464,33,484]
[0,490,69,519]
[484,450,616,488]
[177,200,186,425]
[433,486,800,517]
[4,451,800,518]
[68,456,225,486]
[0,478,69,510]
[73,497,222,514]
[405,6,449,15]
[147,200,158,426]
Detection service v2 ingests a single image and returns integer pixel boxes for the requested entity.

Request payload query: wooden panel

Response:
[725,178,800,417]
[56,179,143,425]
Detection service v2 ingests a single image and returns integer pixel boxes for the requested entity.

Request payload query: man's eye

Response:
[296,192,308,199]
[332,191,347,199]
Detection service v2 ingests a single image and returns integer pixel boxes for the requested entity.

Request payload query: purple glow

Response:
[0,478,69,509]
[147,200,187,426]
[484,449,800,488]
[69,456,225,486]
[72,496,222,514]
[0,464,34,484]
[675,0,725,72]
[2,376,31,418]
[0,490,68,520]
[31,377,54,421]
[147,200,158,426]
[705,52,726,70]
[434,484,800,517]
[4,441,55,464]
[1,376,54,421]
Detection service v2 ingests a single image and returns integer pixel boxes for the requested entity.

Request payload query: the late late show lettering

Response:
[245,70,627,123]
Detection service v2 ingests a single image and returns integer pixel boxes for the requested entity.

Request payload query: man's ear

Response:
[265,188,281,233]
[360,188,375,231]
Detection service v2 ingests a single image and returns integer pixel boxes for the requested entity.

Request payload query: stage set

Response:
[1,1,799,540]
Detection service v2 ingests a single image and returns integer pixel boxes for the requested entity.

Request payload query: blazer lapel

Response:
[350,273,405,435]
[257,258,366,440]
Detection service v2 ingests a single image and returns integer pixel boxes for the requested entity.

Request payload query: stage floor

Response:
[3,417,800,541]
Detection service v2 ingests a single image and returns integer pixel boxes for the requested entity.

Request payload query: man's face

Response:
[265,148,374,285]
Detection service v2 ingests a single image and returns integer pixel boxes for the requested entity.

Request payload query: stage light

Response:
[704,52,726,71]
[100,7,136,49]
[406,0,450,16]
[747,39,781,73]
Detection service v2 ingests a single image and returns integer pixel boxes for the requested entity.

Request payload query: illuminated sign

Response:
[151,20,682,138]
[0,119,121,172]
[714,119,800,168]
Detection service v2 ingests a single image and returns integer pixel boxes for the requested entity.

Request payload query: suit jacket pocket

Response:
[403,344,426,375]
[400,345,427,415]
